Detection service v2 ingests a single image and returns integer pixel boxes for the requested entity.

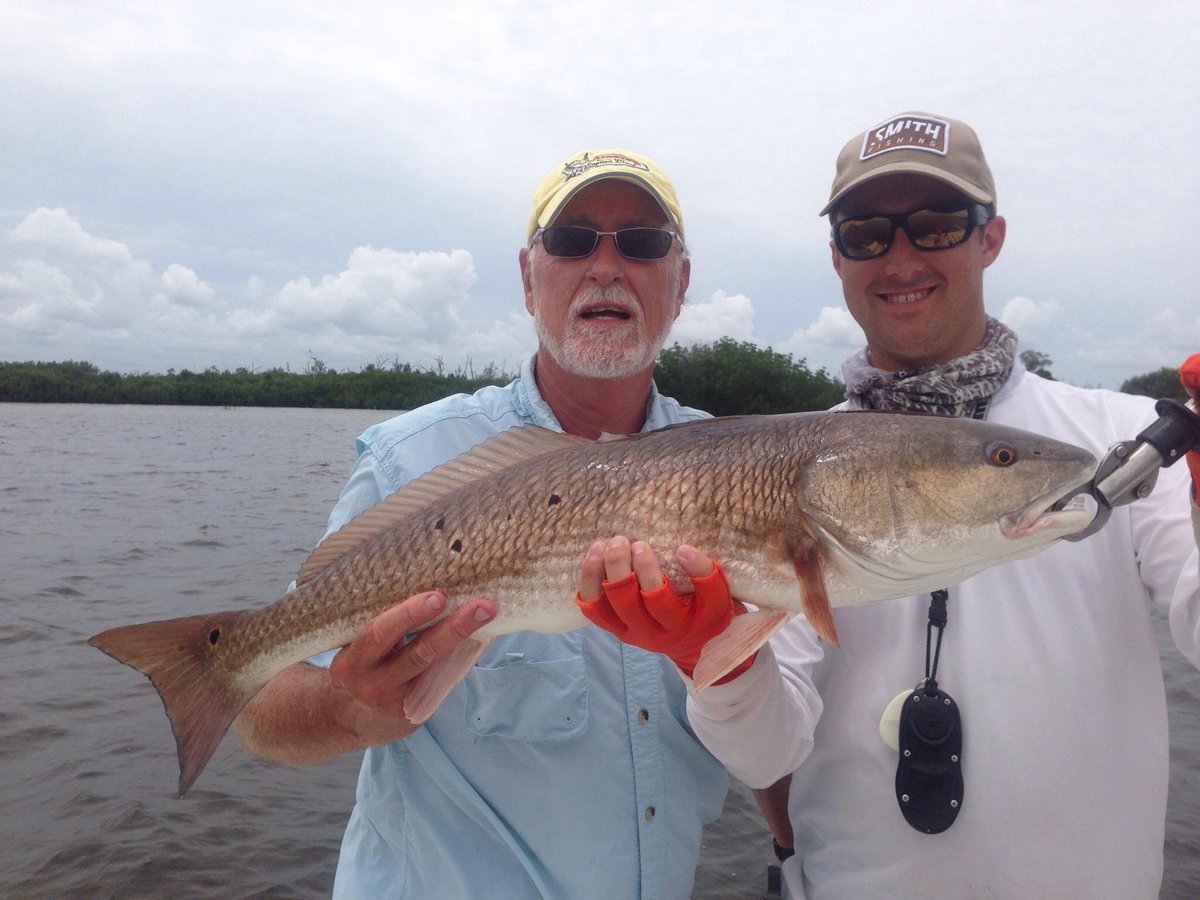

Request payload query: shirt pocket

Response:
[464,634,589,741]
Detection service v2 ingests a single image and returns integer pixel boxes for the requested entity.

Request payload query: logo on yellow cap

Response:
[562,151,651,179]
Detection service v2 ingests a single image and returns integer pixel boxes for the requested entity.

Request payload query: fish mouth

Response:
[999,470,1097,539]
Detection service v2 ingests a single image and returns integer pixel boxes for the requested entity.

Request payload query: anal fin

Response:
[403,635,493,723]
[692,609,791,691]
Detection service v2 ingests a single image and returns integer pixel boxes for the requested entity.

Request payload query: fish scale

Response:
[89,410,1096,794]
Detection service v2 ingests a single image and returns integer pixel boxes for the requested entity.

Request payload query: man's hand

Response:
[1181,354,1200,501]
[329,591,496,746]
[575,536,754,682]
[235,590,497,763]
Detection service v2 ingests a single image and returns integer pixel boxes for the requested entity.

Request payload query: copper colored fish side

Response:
[89,411,1096,794]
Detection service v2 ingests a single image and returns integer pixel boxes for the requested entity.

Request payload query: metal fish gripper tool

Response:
[1056,397,1200,541]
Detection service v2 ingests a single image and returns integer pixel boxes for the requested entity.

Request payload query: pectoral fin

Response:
[691,609,791,691]
[792,532,839,646]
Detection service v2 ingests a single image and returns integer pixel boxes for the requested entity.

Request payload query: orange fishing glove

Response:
[576,563,754,683]
[1181,354,1200,501]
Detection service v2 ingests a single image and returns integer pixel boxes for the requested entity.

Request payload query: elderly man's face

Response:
[520,179,689,380]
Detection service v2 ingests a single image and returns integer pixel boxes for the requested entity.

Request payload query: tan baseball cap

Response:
[820,112,996,216]
[526,149,683,245]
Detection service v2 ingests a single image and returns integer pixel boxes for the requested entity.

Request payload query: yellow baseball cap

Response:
[526,149,684,245]
[820,112,996,217]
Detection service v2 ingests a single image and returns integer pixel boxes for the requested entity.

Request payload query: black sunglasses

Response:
[535,226,681,261]
[833,204,991,260]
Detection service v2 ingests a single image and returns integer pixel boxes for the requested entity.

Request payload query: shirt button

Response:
[644,806,656,820]
[636,709,650,723]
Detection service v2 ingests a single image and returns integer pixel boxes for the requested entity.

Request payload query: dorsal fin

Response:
[296,425,592,586]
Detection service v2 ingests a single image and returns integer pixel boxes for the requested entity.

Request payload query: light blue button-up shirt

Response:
[312,357,728,899]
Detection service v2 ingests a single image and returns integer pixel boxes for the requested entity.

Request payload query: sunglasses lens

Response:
[837,217,893,260]
[540,226,598,258]
[906,208,971,250]
[836,206,982,259]
[614,228,674,260]
[540,226,675,260]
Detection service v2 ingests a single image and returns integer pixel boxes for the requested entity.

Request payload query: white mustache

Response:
[568,285,641,319]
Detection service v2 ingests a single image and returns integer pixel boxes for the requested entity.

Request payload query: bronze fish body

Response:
[90,411,1096,794]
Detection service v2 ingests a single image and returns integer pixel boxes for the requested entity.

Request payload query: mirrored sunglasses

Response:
[833,204,991,261]
[535,226,680,261]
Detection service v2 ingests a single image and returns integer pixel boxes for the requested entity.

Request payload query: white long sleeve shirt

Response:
[689,366,1200,899]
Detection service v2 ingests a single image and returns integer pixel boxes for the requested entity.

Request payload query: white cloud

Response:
[999,295,1060,338]
[0,208,533,373]
[779,306,864,352]
[670,290,755,346]
[157,264,215,310]
[9,208,139,268]
[274,247,476,339]
[1,2,1197,388]
[771,306,864,376]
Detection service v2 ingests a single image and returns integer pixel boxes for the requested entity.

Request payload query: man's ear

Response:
[519,246,535,314]
[674,257,691,318]
[981,216,1006,269]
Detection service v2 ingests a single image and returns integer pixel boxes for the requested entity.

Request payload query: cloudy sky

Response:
[2,1,1197,389]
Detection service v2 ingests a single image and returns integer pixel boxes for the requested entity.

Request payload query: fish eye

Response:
[986,441,1018,466]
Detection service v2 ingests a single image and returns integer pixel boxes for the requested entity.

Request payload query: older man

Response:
[234,149,733,899]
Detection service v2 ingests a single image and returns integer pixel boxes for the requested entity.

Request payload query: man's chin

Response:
[551,340,657,380]
[555,354,648,380]
[536,317,671,381]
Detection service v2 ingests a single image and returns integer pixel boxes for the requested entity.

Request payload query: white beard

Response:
[534,284,676,380]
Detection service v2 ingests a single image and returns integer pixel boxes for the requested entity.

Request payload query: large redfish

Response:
[90,411,1095,794]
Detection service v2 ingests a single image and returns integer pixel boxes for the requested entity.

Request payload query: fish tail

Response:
[89,611,250,796]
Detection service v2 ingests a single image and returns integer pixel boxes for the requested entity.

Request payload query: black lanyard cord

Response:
[897,585,964,834]
[925,588,949,688]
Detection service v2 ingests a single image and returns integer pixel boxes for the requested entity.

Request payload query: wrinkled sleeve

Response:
[1167,486,1200,670]
[1132,455,1200,671]
[1193,496,1200,551]
[684,617,825,788]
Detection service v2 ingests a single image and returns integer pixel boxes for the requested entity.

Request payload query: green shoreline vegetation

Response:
[0,339,844,416]
[0,340,1185,415]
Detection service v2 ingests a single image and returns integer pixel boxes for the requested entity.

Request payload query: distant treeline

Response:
[0,347,1184,415]
[1119,367,1190,404]
[0,357,510,411]
[655,339,843,414]
[0,339,844,415]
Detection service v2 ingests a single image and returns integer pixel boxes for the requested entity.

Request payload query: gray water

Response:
[1,403,1196,899]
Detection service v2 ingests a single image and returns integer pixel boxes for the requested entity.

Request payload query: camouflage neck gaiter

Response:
[842,317,1018,419]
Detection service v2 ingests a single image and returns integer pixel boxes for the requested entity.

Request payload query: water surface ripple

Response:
[1,403,1196,898]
